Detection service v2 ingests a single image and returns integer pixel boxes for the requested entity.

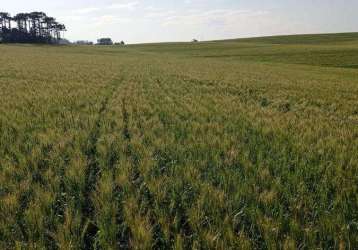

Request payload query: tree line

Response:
[0,11,66,43]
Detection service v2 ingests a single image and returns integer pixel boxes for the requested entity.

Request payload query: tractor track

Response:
[121,92,169,249]
[80,79,121,250]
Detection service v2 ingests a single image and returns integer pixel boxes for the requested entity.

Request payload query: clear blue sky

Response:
[2,0,358,43]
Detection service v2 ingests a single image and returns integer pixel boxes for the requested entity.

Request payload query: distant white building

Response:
[75,40,93,45]
[97,38,113,45]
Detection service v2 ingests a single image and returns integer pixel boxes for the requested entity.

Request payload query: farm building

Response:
[97,38,113,45]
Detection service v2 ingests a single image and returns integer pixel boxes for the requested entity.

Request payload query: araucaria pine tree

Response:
[0,11,66,43]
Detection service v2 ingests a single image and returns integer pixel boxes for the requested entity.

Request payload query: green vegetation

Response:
[0,33,357,249]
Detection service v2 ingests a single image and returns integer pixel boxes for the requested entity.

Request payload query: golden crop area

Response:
[0,33,358,249]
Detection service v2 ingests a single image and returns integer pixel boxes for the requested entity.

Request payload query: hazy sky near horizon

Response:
[2,0,358,43]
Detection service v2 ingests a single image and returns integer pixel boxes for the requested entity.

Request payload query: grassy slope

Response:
[0,33,357,249]
[129,32,358,68]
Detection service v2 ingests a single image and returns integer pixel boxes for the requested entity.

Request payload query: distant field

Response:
[0,33,357,249]
[130,32,358,69]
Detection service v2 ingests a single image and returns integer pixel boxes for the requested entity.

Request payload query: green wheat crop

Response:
[0,33,357,249]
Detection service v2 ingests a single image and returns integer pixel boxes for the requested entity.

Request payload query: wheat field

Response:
[0,33,357,249]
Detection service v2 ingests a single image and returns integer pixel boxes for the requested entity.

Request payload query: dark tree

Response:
[0,11,66,44]
[0,12,11,30]
[13,13,27,31]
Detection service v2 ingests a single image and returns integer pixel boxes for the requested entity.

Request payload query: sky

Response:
[2,0,358,43]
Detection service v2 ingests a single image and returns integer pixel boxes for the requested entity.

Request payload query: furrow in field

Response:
[90,80,133,249]
[80,80,121,249]
[120,85,170,249]
[118,77,201,248]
